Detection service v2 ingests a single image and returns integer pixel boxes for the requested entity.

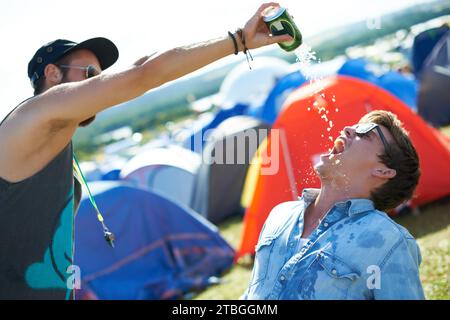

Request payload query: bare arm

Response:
[35,35,241,125]
[0,2,290,182]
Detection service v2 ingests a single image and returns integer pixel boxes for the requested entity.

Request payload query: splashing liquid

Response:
[293,44,345,185]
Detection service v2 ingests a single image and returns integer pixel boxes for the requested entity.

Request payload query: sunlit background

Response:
[0,0,434,119]
[1,0,449,301]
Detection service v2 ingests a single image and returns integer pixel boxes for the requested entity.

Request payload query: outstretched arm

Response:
[0,2,290,182]
[28,2,289,127]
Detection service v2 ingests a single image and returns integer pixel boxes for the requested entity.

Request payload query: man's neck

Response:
[308,183,358,218]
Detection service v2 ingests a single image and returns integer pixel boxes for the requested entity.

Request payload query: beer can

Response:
[263,6,302,52]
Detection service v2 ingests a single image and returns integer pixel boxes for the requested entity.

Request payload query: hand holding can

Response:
[262,6,302,52]
[240,3,294,50]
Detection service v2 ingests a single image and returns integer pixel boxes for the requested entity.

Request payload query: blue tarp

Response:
[74,181,234,300]
[248,71,306,124]
[338,58,418,110]
[183,103,248,153]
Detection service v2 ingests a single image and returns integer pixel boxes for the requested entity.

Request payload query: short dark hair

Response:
[32,54,72,96]
[360,111,421,211]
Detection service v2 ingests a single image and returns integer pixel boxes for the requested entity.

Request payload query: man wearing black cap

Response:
[0,3,290,299]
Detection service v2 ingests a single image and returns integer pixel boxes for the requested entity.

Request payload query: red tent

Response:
[236,75,450,259]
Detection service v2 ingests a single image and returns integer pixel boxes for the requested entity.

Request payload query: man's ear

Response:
[372,167,397,179]
[44,64,63,84]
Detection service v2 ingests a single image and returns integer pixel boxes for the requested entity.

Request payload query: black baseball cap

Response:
[28,37,119,86]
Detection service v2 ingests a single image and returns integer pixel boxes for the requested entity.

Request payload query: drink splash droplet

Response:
[294,43,341,156]
[294,44,318,76]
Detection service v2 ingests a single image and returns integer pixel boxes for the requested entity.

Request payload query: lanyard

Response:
[73,154,115,248]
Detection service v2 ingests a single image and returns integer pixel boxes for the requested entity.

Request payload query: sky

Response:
[0,0,433,120]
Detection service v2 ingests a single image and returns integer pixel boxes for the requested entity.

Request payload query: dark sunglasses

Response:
[354,122,389,153]
[57,64,100,79]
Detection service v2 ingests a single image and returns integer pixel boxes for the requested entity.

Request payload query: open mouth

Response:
[330,138,346,155]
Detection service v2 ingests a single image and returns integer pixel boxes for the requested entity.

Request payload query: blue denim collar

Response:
[299,188,375,217]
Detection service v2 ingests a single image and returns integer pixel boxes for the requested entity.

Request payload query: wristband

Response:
[228,31,239,55]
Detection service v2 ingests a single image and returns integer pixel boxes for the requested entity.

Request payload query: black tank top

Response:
[0,103,82,299]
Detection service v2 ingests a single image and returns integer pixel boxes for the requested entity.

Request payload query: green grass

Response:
[441,125,450,138]
[395,201,450,300]
[194,201,450,300]
[194,216,252,300]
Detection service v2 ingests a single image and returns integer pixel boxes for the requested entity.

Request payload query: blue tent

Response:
[74,181,234,300]
[183,103,248,153]
[249,71,306,124]
[101,169,121,181]
[378,72,418,110]
[338,58,381,84]
[418,30,450,127]
[412,25,449,76]
[338,59,418,110]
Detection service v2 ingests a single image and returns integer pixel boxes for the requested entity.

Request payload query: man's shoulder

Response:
[350,209,418,252]
[268,200,303,221]
[363,210,415,238]
[1,97,35,123]
[329,209,421,271]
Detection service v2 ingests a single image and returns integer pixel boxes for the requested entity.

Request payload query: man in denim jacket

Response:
[243,110,425,300]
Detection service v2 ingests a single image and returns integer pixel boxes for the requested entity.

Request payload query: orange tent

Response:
[236,75,450,259]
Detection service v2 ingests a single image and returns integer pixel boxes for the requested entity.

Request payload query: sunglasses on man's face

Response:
[57,64,101,79]
[354,122,390,153]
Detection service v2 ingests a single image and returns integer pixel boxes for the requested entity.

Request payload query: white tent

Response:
[215,56,292,109]
[120,145,201,208]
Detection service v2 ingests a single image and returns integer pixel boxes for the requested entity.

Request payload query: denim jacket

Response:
[243,189,425,300]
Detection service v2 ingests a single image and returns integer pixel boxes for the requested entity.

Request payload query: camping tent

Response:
[412,25,449,76]
[237,75,450,259]
[75,181,234,300]
[190,116,270,224]
[338,58,418,110]
[338,58,384,83]
[216,56,292,109]
[101,169,121,181]
[120,146,201,208]
[299,56,347,80]
[417,30,450,127]
[248,71,306,124]
[183,103,248,154]
[378,71,418,111]
[183,57,292,154]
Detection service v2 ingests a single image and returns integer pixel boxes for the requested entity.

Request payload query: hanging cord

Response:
[236,28,253,70]
[73,154,115,248]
